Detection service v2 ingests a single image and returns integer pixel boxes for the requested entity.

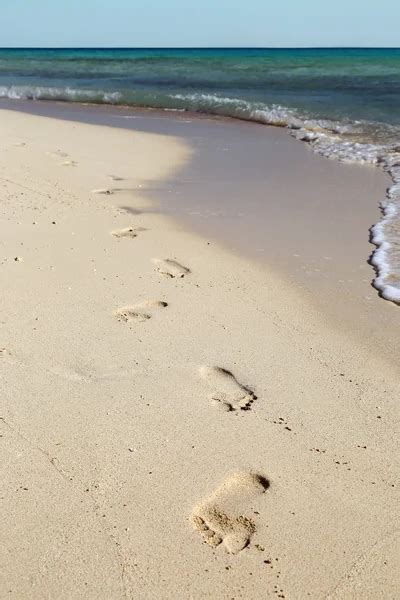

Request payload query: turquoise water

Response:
[1,48,400,302]
[0,48,400,138]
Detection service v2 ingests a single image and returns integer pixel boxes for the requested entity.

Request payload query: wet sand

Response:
[0,106,399,599]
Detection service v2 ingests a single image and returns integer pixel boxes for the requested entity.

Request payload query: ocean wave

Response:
[369,158,400,303]
[0,85,122,104]
[170,92,305,127]
[1,84,399,303]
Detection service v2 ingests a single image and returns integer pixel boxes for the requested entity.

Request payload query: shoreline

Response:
[0,108,399,599]
[2,47,400,302]
[1,99,397,367]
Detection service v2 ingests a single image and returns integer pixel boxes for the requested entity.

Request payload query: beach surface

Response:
[0,108,399,599]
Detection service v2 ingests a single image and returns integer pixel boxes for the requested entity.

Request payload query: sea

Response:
[0,47,399,302]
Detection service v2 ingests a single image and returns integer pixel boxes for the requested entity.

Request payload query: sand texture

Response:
[0,109,399,599]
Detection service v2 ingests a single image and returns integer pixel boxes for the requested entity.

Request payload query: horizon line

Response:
[1,46,400,50]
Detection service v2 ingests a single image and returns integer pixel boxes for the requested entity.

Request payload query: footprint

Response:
[111,227,146,239]
[199,366,256,412]
[114,300,168,323]
[48,150,69,158]
[191,472,269,554]
[109,175,124,181]
[49,366,91,382]
[92,188,113,195]
[61,160,77,167]
[152,258,190,279]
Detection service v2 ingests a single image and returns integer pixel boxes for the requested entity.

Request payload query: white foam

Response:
[367,155,400,303]
[0,85,122,104]
[273,114,400,305]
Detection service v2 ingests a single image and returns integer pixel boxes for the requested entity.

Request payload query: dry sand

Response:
[0,109,399,599]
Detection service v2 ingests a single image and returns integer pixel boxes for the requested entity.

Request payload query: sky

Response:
[1,0,399,48]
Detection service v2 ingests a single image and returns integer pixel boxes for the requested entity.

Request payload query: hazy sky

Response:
[1,0,399,48]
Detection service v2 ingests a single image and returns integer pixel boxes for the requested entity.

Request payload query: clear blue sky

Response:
[2,0,399,48]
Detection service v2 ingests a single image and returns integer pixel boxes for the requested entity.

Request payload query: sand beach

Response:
[0,107,399,599]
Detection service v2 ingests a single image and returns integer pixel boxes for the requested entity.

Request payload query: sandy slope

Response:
[0,109,399,599]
